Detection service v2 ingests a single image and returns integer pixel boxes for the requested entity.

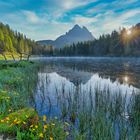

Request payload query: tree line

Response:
[0,22,39,59]
[1,22,140,57]
[38,23,140,56]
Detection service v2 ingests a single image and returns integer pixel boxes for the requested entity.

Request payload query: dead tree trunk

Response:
[27,54,31,61]
[0,48,7,62]
[19,53,22,61]
[2,53,7,62]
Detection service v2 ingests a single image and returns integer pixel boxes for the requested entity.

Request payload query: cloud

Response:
[89,9,140,37]
[72,15,98,26]
[0,0,140,40]
[87,0,140,16]
[22,10,41,24]
[60,0,97,10]
[43,0,98,19]
[45,0,97,10]
[102,9,140,30]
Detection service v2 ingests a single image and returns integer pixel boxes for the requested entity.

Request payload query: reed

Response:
[37,76,140,140]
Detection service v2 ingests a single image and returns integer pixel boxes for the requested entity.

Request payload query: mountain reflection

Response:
[33,57,140,118]
[35,72,137,117]
[37,58,140,88]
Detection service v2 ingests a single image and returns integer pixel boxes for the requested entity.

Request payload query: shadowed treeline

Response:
[36,23,140,57]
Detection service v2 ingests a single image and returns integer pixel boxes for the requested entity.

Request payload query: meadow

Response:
[0,61,67,140]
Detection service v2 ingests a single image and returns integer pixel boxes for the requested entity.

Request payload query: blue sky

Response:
[0,0,140,40]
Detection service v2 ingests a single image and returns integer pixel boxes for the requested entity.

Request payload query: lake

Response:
[32,57,140,115]
[31,57,140,139]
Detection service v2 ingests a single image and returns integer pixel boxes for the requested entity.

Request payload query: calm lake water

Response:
[31,57,140,118]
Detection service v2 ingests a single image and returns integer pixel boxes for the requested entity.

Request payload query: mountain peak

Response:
[73,24,81,29]
[70,24,82,32]
[37,25,95,48]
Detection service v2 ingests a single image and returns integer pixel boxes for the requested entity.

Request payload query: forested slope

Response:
[0,22,38,56]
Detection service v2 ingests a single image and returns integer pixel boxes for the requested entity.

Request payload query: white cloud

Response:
[22,11,40,24]
[44,0,98,19]
[61,0,97,10]
[102,9,140,31]
[0,0,140,40]
[72,15,98,26]
[45,0,97,10]
[87,0,139,16]
[89,9,140,37]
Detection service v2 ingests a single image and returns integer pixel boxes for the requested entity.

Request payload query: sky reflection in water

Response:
[33,58,140,118]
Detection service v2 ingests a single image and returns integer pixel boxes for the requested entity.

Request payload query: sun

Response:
[126,29,132,35]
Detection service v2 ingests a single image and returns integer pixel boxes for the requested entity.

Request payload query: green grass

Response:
[52,83,140,140]
[0,108,37,133]
[0,108,67,140]
[0,61,68,140]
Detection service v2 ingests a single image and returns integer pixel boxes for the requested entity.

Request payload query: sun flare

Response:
[126,29,132,35]
[124,76,129,82]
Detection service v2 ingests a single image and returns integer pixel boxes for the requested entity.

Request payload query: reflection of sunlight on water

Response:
[123,76,129,83]
[35,72,138,117]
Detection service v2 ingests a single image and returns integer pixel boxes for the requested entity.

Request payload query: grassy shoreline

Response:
[0,61,67,140]
[0,60,140,140]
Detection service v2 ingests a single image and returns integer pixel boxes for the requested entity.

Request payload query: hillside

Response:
[0,22,38,57]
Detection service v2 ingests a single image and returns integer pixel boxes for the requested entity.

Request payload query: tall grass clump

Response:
[36,74,140,140]
[0,61,38,114]
[0,61,69,139]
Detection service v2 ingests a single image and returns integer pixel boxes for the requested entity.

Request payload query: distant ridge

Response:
[37,24,95,48]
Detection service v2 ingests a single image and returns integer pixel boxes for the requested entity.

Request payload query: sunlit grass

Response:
[0,52,20,60]
[0,52,30,61]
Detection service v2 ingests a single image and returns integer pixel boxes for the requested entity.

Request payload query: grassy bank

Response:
[0,61,140,140]
[0,61,67,140]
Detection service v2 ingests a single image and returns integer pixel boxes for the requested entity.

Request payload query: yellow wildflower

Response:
[43,124,48,129]
[16,121,21,124]
[39,133,44,138]
[43,115,47,122]
[14,118,18,123]
[1,120,4,123]
[50,137,53,140]
[6,117,10,121]
[35,125,38,129]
